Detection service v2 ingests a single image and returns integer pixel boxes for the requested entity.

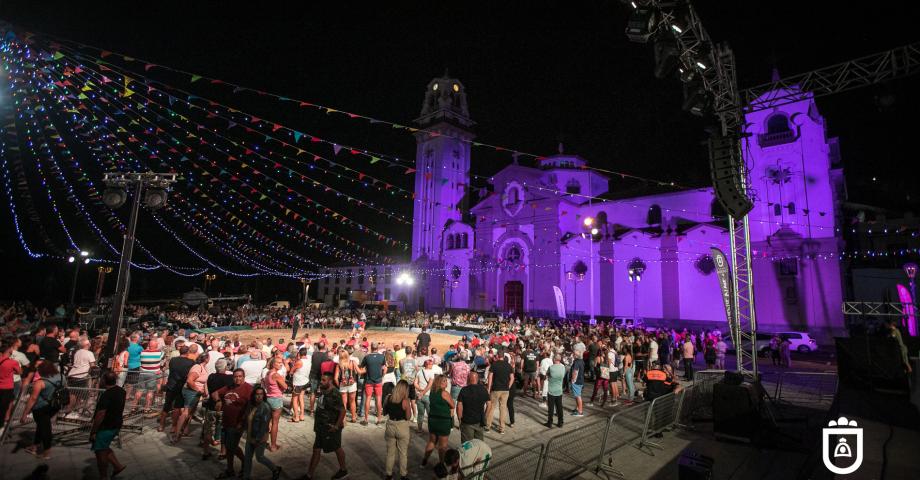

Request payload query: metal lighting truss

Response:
[102,171,178,188]
[648,0,758,376]
[739,42,920,113]
[637,2,920,378]
[842,302,912,317]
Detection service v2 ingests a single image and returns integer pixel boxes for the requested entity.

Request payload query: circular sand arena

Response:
[228,327,463,354]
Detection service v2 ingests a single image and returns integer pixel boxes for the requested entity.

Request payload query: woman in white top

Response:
[289,348,310,423]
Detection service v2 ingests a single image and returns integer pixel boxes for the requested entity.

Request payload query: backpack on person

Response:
[48,379,70,411]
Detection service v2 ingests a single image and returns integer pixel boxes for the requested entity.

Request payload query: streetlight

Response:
[94,266,113,305]
[444,279,460,310]
[904,263,918,335]
[396,272,416,313]
[100,172,177,370]
[300,278,310,308]
[582,216,598,325]
[628,258,646,327]
[67,248,92,325]
[566,269,586,318]
[204,273,217,294]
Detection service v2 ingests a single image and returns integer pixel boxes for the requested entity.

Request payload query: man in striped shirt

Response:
[132,338,164,413]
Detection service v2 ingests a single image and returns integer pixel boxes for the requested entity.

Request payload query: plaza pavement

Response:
[0,352,838,480]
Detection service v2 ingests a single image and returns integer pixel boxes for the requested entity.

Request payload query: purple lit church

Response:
[322,74,846,339]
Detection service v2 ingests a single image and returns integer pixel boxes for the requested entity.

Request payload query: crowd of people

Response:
[1,297,836,480]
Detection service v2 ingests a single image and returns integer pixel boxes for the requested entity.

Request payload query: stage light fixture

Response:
[653,38,679,79]
[144,188,168,210]
[102,187,127,209]
[625,7,658,43]
[682,80,712,117]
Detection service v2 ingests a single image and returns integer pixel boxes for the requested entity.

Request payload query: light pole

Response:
[583,217,599,325]
[67,249,91,325]
[904,263,918,335]
[300,278,310,308]
[905,263,918,306]
[100,172,177,369]
[628,258,646,327]
[204,273,217,294]
[396,272,415,311]
[94,266,113,305]
[566,270,585,319]
[446,280,459,310]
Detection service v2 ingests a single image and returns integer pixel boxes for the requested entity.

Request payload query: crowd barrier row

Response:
[1,368,837,479]
[477,369,838,480]
[0,372,161,450]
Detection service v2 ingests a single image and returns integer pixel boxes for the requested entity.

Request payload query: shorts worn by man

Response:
[305,372,348,480]
[90,372,127,479]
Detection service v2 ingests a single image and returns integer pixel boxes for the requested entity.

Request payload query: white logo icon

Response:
[822,416,863,475]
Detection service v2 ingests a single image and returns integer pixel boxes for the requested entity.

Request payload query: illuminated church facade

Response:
[322,74,847,338]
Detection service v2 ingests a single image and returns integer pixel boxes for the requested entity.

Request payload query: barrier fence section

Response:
[0,384,105,448]
[773,371,838,408]
[537,418,610,480]
[636,386,689,454]
[478,443,544,480]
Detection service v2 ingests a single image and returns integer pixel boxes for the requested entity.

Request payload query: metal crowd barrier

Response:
[477,443,544,480]
[636,387,688,454]
[538,419,610,480]
[773,371,838,408]
[0,384,105,448]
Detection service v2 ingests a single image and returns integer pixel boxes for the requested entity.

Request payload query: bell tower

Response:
[411,73,475,261]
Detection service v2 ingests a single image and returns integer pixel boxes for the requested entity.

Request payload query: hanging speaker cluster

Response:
[709,132,753,218]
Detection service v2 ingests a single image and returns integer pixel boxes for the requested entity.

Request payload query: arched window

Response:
[766,114,791,134]
[506,187,519,206]
[506,245,522,263]
[566,179,581,194]
[787,202,796,215]
[646,204,662,225]
[461,233,468,248]
[447,234,455,250]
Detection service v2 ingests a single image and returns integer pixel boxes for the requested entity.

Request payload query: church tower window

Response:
[766,114,791,134]
[566,179,581,194]
[647,204,662,225]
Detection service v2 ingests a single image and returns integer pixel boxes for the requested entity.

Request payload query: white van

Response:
[266,301,290,310]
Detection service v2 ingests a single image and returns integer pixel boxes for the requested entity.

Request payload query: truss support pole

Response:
[729,214,758,377]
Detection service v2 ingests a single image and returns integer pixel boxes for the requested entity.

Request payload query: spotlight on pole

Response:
[144,188,168,210]
[80,250,89,257]
[682,80,713,116]
[653,37,679,79]
[625,7,658,43]
[103,187,128,209]
[68,256,76,263]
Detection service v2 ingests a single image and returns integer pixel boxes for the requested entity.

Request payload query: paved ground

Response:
[1,389,611,480]
[0,330,840,480]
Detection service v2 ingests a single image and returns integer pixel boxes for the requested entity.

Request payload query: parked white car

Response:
[266,300,290,309]
[757,331,819,353]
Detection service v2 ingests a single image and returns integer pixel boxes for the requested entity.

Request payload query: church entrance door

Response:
[503,281,524,317]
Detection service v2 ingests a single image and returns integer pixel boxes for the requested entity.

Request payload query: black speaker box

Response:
[713,382,761,442]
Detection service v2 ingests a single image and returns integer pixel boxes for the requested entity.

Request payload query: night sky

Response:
[1,1,917,304]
